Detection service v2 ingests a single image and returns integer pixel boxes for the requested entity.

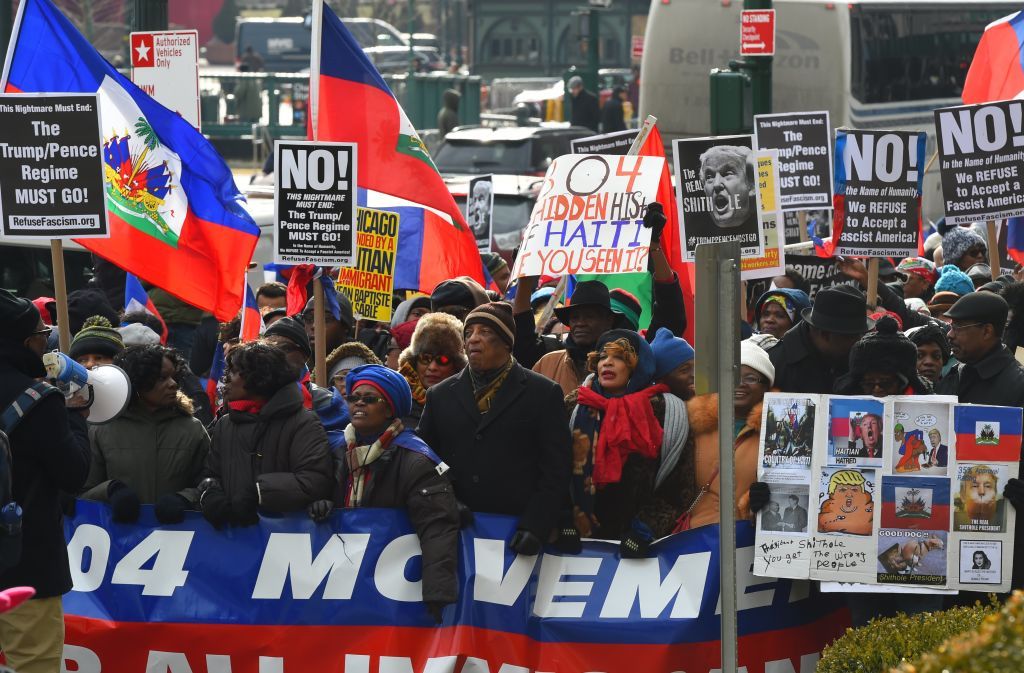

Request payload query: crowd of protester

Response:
[6,210,1024,670]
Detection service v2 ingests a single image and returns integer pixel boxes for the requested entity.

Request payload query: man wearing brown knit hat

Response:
[418,302,571,556]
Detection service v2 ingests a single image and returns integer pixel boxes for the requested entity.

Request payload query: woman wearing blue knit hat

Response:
[307,363,461,624]
[649,327,696,400]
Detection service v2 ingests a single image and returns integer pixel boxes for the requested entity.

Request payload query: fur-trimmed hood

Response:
[326,341,381,379]
[686,393,764,436]
[398,312,468,371]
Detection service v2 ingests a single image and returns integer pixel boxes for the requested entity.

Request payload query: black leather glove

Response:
[509,529,542,555]
[552,524,582,555]
[1005,478,1024,510]
[642,201,667,241]
[232,488,260,527]
[620,519,654,559]
[154,493,190,525]
[748,481,772,514]
[425,601,449,625]
[200,486,232,530]
[308,499,334,522]
[108,480,141,523]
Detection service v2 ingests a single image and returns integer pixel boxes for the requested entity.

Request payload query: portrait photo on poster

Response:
[759,486,810,535]
[673,135,765,261]
[876,529,947,585]
[959,540,1002,585]
[828,397,886,467]
[954,463,1008,534]
[466,174,493,252]
[817,466,876,536]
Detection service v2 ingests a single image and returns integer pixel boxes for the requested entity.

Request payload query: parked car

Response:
[446,175,542,264]
[367,46,445,74]
[433,125,593,177]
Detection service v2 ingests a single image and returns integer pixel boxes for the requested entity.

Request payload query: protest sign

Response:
[466,174,493,251]
[834,129,926,257]
[274,140,357,265]
[673,135,765,262]
[935,99,1024,225]
[755,111,833,210]
[742,150,786,280]
[510,153,664,278]
[61,501,847,673]
[130,30,200,130]
[754,394,1021,593]
[571,128,641,155]
[783,254,852,300]
[741,9,776,56]
[336,207,398,322]
[0,94,107,240]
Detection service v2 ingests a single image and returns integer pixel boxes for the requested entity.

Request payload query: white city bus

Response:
[639,0,1020,222]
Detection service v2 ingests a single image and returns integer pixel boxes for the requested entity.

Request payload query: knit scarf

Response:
[471,358,514,414]
[344,418,403,507]
[228,399,266,414]
[399,361,427,406]
[576,383,668,486]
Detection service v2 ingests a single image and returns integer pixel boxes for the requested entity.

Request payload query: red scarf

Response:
[577,383,668,486]
[298,370,313,410]
[228,399,266,414]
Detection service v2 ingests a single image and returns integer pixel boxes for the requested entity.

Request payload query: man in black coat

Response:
[0,290,91,671]
[768,285,873,394]
[418,302,571,553]
[568,76,600,133]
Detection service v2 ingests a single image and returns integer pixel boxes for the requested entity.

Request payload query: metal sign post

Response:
[694,241,741,673]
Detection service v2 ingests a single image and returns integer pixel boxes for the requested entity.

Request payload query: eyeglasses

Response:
[861,377,898,391]
[344,394,386,406]
[418,353,452,367]
[738,374,767,386]
[948,322,986,333]
[29,326,52,337]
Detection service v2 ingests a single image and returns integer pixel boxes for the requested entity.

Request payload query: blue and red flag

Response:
[880,475,951,531]
[240,281,262,342]
[201,343,226,410]
[2,0,259,320]
[962,11,1024,105]
[123,272,168,343]
[954,404,1023,462]
[313,5,483,292]
[1007,217,1024,265]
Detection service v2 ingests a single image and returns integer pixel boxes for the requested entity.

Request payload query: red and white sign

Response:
[631,35,644,60]
[740,9,776,56]
[130,30,201,130]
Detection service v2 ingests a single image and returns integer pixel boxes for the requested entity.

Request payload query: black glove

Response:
[748,481,772,514]
[154,493,190,525]
[308,499,334,522]
[642,201,667,241]
[456,500,474,529]
[200,486,232,530]
[620,519,654,559]
[108,480,141,523]
[232,488,260,527]
[59,492,77,518]
[509,529,542,555]
[1005,478,1024,510]
[552,524,582,555]
[425,601,449,625]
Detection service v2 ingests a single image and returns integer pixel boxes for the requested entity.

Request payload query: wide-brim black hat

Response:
[554,280,619,324]
[800,285,875,335]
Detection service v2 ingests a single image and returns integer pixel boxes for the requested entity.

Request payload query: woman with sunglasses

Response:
[308,364,460,624]
[397,313,467,426]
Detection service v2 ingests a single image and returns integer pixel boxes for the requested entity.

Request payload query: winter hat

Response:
[405,312,467,367]
[0,289,40,341]
[609,288,643,330]
[868,309,903,330]
[940,225,986,268]
[302,290,354,330]
[465,302,515,348]
[431,277,488,315]
[345,363,413,419]
[68,316,125,360]
[392,318,419,350]
[31,297,56,325]
[896,257,938,285]
[118,322,161,346]
[593,329,657,394]
[754,288,811,326]
[904,297,929,315]
[390,296,431,329]
[945,291,1009,328]
[934,265,974,297]
[905,323,951,363]
[927,291,961,318]
[650,327,695,379]
[66,288,119,335]
[530,286,557,308]
[326,341,381,383]
[264,316,311,357]
[481,252,508,277]
[839,316,930,394]
[740,340,775,386]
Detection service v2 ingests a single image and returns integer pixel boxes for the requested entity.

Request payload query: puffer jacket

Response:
[204,383,333,512]
[84,393,210,504]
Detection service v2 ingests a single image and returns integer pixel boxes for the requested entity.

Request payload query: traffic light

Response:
[709,67,752,135]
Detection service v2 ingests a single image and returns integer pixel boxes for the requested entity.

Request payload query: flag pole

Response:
[310,0,327,385]
[987,220,1000,281]
[0,0,27,91]
[314,271,327,386]
[866,257,879,309]
[51,240,71,352]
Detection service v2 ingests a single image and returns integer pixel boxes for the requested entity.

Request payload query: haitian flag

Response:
[962,11,1024,105]
[240,281,262,342]
[123,271,168,343]
[313,4,483,292]
[954,404,1023,462]
[1007,217,1024,265]
[880,475,951,531]
[2,0,259,321]
[60,502,847,673]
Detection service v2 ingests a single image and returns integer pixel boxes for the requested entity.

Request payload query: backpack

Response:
[0,382,61,575]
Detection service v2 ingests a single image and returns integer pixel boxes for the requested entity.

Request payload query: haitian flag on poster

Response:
[880,475,951,531]
[2,0,259,321]
[954,404,1024,462]
[962,11,1024,105]
[61,502,847,673]
[313,4,483,292]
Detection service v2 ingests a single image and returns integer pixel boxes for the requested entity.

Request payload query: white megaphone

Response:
[42,352,132,424]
